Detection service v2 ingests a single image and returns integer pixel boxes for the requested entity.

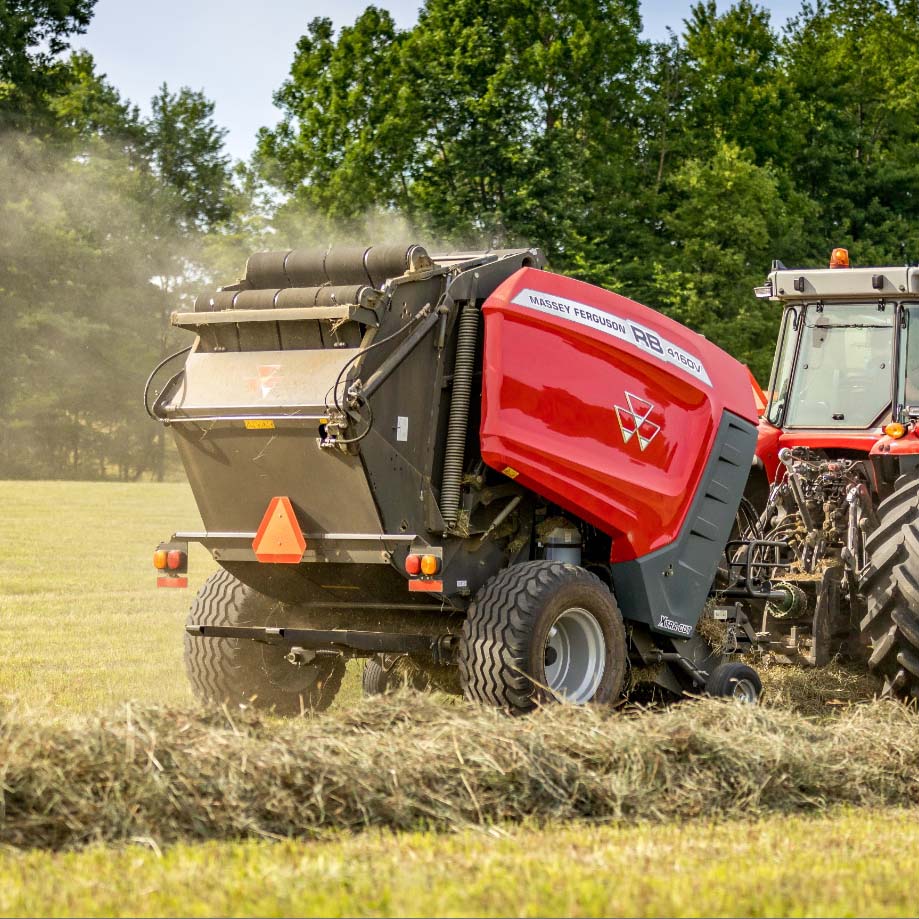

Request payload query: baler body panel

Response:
[480,268,758,562]
[166,347,384,539]
[158,246,758,644]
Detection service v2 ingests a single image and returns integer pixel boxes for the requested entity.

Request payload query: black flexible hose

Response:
[143,346,191,421]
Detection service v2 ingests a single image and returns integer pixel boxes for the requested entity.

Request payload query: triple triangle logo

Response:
[614,392,661,452]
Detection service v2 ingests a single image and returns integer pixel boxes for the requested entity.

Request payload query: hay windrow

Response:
[0,694,916,851]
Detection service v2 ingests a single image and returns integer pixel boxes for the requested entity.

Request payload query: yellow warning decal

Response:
[502,466,520,479]
[244,419,276,430]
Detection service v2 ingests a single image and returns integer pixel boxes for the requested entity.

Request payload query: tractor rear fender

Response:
[871,432,919,456]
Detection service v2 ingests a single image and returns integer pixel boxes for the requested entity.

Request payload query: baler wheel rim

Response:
[704,662,762,704]
[458,560,627,713]
[730,678,760,704]
[544,607,606,704]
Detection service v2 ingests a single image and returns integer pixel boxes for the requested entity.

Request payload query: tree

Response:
[680,1,789,164]
[258,9,408,225]
[0,46,239,480]
[783,0,919,260]
[49,50,143,150]
[651,142,810,380]
[145,85,234,230]
[0,0,96,124]
[258,0,648,267]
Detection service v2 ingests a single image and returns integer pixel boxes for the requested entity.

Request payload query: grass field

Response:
[0,481,365,712]
[1,811,917,918]
[0,481,209,711]
[0,481,916,918]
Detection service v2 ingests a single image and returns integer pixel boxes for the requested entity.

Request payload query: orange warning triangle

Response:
[252,496,306,564]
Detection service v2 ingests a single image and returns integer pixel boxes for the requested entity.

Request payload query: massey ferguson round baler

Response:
[147,245,768,712]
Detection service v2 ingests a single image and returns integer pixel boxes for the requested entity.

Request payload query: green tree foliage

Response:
[783,0,919,260]
[260,0,919,386]
[260,0,646,258]
[257,10,407,223]
[3,0,919,479]
[0,0,95,123]
[652,142,811,380]
[146,85,234,230]
[0,12,238,479]
[680,1,789,163]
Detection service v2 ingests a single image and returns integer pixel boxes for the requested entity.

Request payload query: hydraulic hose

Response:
[143,346,192,421]
[440,301,479,529]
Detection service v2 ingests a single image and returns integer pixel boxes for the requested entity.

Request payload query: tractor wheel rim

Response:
[543,607,606,703]
[731,678,758,703]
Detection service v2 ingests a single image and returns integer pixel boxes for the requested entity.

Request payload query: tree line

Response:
[1,0,917,479]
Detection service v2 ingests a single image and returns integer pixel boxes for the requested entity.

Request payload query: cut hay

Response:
[0,693,917,851]
[759,660,883,715]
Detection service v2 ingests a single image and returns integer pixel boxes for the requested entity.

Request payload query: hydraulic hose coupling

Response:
[767,581,806,620]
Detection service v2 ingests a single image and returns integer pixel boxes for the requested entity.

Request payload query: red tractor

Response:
[743,247,919,699]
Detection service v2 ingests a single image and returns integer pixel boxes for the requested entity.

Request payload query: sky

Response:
[77,0,804,163]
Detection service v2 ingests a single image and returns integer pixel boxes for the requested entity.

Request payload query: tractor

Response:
[740,247,919,700]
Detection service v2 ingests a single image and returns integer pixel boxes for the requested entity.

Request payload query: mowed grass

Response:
[1,811,917,918]
[0,481,212,711]
[1,481,916,917]
[0,480,364,712]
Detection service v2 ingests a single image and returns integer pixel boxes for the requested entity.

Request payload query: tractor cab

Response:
[754,250,919,483]
[737,250,919,687]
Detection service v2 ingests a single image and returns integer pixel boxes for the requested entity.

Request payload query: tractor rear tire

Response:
[184,568,345,715]
[859,469,919,701]
[458,560,627,713]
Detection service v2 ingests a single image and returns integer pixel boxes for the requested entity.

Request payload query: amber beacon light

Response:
[829,247,850,269]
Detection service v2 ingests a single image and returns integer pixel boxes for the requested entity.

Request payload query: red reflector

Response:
[166,550,185,570]
[252,496,306,564]
[157,576,188,589]
[408,579,443,593]
[405,554,422,575]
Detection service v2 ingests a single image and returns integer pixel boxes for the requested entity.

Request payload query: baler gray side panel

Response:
[173,427,383,537]
[609,410,757,637]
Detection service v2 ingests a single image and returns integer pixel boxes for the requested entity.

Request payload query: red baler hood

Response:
[480,268,757,561]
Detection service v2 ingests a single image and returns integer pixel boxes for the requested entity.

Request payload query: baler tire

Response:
[704,662,762,703]
[184,568,345,715]
[362,657,392,695]
[859,468,919,702]
[362,655,438,695]
[458,561,627,713]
